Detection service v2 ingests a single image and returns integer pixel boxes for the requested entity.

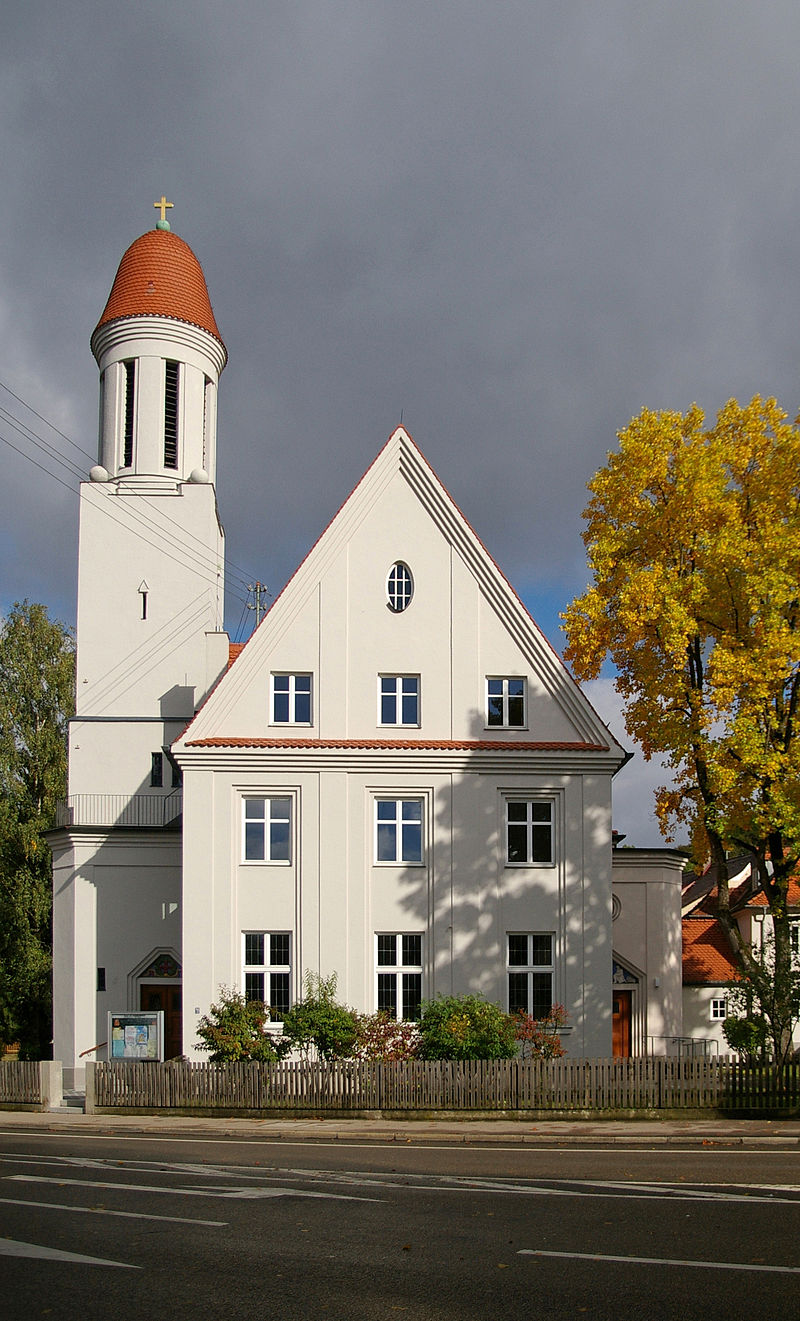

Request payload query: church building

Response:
[51,211,686,1086]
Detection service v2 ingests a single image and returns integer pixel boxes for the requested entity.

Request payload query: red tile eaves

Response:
[185,737,609,751]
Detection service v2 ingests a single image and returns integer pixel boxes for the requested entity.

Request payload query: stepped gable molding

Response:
[180,428,624,760]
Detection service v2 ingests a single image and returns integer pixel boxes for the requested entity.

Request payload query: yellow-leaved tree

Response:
[563,396,800,1063]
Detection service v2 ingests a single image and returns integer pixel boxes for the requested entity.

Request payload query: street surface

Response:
[0,1125,799,1319]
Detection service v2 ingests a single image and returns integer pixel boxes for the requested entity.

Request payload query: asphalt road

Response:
[1,1128,799,1319]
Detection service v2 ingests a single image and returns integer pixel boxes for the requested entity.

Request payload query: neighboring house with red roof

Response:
[680,860,800,1053]
[51,211,715,1084]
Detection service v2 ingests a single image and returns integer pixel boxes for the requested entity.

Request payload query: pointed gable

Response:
[178,428,623,763]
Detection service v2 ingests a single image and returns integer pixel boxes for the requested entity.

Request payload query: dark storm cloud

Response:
[3,2,800,841]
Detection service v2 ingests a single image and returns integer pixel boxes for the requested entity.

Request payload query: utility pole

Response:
[246,581,268,628]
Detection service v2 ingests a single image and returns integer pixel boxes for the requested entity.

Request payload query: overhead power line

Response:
[0,381,273,621]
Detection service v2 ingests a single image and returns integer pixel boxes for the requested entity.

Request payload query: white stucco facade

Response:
[52,219,692,1083]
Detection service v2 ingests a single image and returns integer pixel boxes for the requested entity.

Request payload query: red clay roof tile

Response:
[95,228,224,346]
[682,916,739,984]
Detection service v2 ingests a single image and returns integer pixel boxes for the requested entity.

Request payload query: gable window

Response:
[387,562,413,612]
[380,675,420,726]
[506,800,553,865]
[271,673,312,725]
[375,798,423,864]
[710,997,728,1021]
[243,932,291,1021]
[507,933,554,1017]
[163,360,179,469]
[242,797,291,863]
[376,933,423,1020]
[487,677,526,728]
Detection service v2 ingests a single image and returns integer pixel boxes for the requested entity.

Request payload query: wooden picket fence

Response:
[90,1056,800,1114]
[0,1061,41,1106]
[0,1060,61,1110]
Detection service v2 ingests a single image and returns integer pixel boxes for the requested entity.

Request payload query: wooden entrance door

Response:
[140,983,182,1059]
[612,989,632,1057]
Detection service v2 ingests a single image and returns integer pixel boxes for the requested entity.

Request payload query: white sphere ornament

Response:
[89,465,109,482]
[188,468,210,484]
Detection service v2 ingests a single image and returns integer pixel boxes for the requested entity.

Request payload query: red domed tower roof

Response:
[94,226,225,349]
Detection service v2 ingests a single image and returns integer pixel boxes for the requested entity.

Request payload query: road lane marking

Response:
[0,1237,139,1268]
[6,1175,382,1202]
[519,1249,800,1274]
[5,1166,798,1205]
[0,1195,225,1225]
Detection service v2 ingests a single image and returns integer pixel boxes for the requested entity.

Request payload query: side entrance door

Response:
[140,983,182,1059]
[612,989,632,1057]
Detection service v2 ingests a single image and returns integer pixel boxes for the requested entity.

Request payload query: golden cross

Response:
[154,195,174,223]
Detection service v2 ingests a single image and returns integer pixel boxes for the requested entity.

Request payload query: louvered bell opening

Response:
[163,360,179,469]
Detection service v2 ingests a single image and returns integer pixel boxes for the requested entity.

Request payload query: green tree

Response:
[563,397,800,1063]
[416,993,517,1060]
[195,987,288,1061]
[0,601,74,1058]
[281,972,360,1060]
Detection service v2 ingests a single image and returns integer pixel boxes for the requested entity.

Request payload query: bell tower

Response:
[53,205,230,1085]
[90,199,226,485]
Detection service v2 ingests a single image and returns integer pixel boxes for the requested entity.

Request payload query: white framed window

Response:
[242,797,291,863]
[710,996,728,1021]
[387,562,414,612]
[507,933,554,1017]
[379,675,420,726]
[375,933,423,1020]
[243,932,291,1020]
[375,798,424,864]
[505,799,554,865]
[271,673,312,725]
[486,677,526,728]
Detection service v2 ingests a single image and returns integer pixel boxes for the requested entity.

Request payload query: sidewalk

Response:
[2,1106,800,1145]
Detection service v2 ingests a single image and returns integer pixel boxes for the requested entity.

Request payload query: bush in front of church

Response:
[196,987,289,1061]
[416,993,518,1061]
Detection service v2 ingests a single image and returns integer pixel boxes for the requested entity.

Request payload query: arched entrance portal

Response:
[612,959,642,1057]
[129,949,182,1060]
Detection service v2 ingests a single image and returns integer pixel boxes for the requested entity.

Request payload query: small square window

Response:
[375,799,424,864]
[486,677,526,728]
[710,997,728,1021]
[380,676,420,726]
[242,797,292,863]
[271,674,312,725]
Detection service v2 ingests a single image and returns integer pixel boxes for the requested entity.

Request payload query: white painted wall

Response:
[611,849,685,1053]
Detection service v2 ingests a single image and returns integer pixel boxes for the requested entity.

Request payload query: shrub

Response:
[281,972,360,1061]
[196,987,287,1062]
[513,1004,568,1059]
[417,993,517,1060]
[355,1012,419,1060]
[723,1012,770,1064]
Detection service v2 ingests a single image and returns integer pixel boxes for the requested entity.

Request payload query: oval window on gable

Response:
[387,562,414,612]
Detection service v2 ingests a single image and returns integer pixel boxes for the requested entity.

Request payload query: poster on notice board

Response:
[108,1011,163,1060]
